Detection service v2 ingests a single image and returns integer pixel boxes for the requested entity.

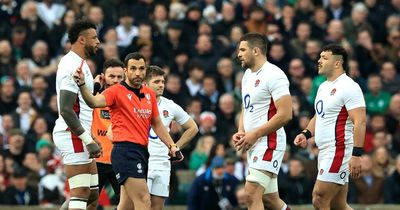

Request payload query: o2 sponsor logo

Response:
[316,100,325,118]
[244,94,254,112]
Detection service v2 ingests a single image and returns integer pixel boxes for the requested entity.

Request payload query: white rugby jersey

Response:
[53,51,94,133]
[314,74,365,150]
[148,96,191,170]
[241,61,290,156]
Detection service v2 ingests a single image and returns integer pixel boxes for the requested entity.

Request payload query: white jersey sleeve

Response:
[268,71,290,101]
[342,82,365,111]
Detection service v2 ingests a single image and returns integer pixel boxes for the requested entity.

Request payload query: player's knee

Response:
[138,190,151,206]
[262,195,273,207]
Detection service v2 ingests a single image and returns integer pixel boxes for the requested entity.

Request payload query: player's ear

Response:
[253,47,258,55]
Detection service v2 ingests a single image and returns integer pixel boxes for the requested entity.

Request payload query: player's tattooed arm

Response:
[59,89,85,136]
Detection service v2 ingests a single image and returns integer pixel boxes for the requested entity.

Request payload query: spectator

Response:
[342,2,373,46]
[325,0,350,21]
[27,40,57,77]
[364,74,391,114]
[0,39,16,77]
[30,75,51,114]
[301,39,321,77]
[87,5,106,42]
[380,61,400,95]
[372,146,395,178]
[0,114,15,149]
[189,135,216,171]
[14,60,32,91]
[36,0,66,30]
[279,158,312,204]
[22,152,41,189]
[25,117,49,150]
[244,5,267,35]
[290,22,312,58]
[384,154,400,204]
[17,0,51,55]
[216,57,235,94]
[0,76,17,115]
[234,185,246,210]
[50,9,76,52]
[2,166,38,205]
[348,59,367,93]
[183,60,204,97]
[310,7,328,40]
[215,93,236,145]
[197,74,220,112]
[350,154,384,204]
[213,2,237,38]
[3,129,29,167]
[151,3,169,35]
[10,91,37,134]
[115,10,137,48]
[188,156,239,210]
[42,94,57,132]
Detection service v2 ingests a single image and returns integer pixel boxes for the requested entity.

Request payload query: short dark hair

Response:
[124,52,146,67]
[145,65,165,81]
[239,32,267,55]
[321,44,348,72]
[103,58,124,73]
[68,19,97,44]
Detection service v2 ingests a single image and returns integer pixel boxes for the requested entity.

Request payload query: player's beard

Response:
[241,57,254,69]
[84,44,97,57]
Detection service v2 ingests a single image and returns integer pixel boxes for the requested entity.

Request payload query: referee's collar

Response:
[121,81,142,92]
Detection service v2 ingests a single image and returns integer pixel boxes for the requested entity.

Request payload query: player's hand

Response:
[349,156,362,179]
[73,60,86,86]
[86,140,102,158]
[294,133,308,148]
[232,131,245,146]
[235,131,258,152]
[93,73,105,88]
[169,144,184,162]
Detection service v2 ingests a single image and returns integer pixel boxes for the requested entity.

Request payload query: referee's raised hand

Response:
[73,60,86,87]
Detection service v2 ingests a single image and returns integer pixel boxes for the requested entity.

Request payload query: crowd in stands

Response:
[0,0,400,208]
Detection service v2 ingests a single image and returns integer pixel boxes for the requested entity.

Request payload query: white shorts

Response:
[147,169,170,197]
[247,147,284,175]
[53,130,92,165]
[317,145,352,185]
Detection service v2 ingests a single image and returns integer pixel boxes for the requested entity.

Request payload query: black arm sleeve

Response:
[59,89,85,136]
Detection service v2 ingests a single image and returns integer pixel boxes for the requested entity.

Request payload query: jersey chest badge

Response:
[163,110,169,118]
[330,88,336,96]
[255,79,260,87]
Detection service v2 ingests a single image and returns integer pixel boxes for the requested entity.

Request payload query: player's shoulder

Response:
[58,51,81,72]
[338,74,361,89]
[262,62,287,77]
[160,96,182,110]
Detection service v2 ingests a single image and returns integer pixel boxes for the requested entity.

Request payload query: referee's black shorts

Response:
[111,141,149,185]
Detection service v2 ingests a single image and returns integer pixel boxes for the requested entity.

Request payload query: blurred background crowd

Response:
[0,0,400,208]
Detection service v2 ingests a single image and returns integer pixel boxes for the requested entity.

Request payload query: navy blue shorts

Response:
[111,142,149,185]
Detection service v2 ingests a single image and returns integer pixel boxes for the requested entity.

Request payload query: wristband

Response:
[78,82,86,87]
[169,143,177,149]
[300,129,312,140]
[352,147,363,157]
[79,131,93,145]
